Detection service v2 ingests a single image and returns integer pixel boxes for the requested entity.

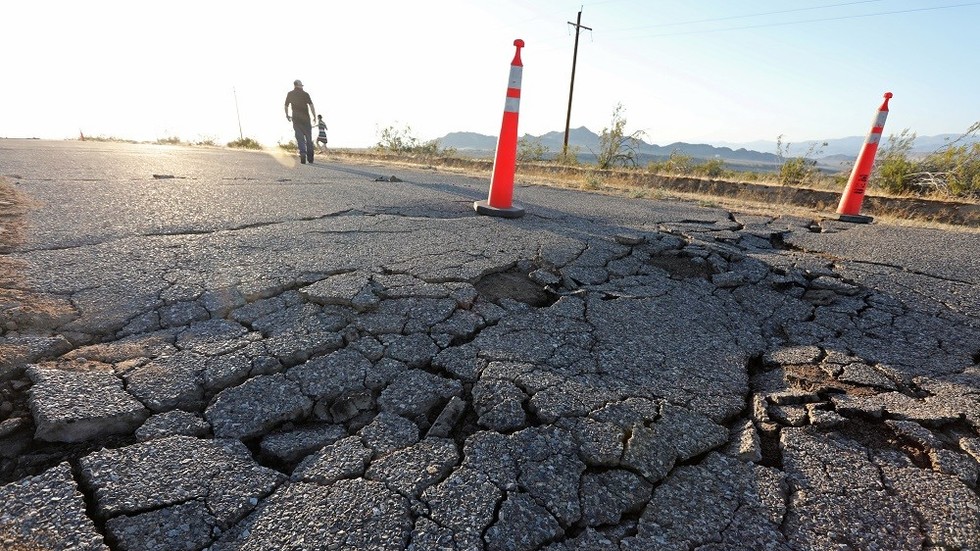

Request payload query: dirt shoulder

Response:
[330,151,980,229]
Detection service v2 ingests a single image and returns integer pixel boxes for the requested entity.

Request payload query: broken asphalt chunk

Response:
[27,363,149,443]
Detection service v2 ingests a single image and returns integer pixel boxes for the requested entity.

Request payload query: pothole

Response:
[474,269,557,308]
[645,253,714,280]
[768,233,796,251]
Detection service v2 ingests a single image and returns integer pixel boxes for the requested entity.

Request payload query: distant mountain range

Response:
[716,134,980,157]
[438,127,979,171]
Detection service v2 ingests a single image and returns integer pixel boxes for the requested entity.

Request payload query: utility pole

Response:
[563,7,591,158]
[233,87,244,141]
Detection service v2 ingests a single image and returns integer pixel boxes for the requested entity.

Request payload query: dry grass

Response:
[862,211,980,233]
[333,151,980,232]
[584,175,980,233]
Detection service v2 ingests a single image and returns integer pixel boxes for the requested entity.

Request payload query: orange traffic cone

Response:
[475,39,526,219]
[837,92,893,223]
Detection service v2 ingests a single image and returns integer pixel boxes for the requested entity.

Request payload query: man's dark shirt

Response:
[285,89,313,124]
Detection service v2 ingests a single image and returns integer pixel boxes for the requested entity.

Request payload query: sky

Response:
[3,0,979,151]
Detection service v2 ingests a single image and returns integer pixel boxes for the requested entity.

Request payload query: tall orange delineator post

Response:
[837,92,893,224]
[475,39,526,219]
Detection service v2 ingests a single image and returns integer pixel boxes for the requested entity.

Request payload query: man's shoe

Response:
[300,159,306,164]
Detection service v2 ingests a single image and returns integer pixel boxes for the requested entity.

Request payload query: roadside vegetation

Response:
[227,137,262,150]
[364,108,980,204]
[871,122,980,199]
[593,103,645,169]
[645,151,726,179]
[77,135,218,147]
[775,135,827,187]
[75,135,139,144]
[155,136,182,145]
[554,144,582,166]
[375,124,456,157]
[67,106,980,208]
[517,136,548,163]
[193,136,218,146]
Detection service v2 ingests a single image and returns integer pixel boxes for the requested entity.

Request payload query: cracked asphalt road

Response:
[1,140,979,550]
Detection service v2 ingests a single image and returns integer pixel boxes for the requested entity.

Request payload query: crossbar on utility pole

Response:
[563,7,591,158]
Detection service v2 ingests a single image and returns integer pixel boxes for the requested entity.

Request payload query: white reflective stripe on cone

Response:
[508,66,523,89]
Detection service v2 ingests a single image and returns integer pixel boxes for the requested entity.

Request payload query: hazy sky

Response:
[3,0,978,150]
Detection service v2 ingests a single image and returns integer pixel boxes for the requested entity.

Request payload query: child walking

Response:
[315,115,328,154]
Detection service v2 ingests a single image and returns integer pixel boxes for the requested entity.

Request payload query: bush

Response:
[776,135,826,186]
[648,150,695,175]
[155,136,182,145]
[228,137,262,150]
[554,145,581,166]
[517,136,548,162]
[920,141,980,197]
[376,124,416,153]
[415,139,441,157]
[694,158,726,178]
[582,172,603,190]
[870,129,916,194]
[78,135,137,144]
[375,124,450,157]
[594,103,645,169]
[778,157,814,186]
[665,150,694,174]
[278,140,298,152]
[871,123,980,198]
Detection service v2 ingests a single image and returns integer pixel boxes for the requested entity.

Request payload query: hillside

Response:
[439,127,782,166]
[439,128,980,169]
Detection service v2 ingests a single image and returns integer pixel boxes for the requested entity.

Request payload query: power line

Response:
[607,2,980,39]
[603,0,887,33]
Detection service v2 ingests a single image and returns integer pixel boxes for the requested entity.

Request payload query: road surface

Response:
[1,139,979,550]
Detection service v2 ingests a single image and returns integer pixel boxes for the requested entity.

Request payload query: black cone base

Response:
[474,200,525,219]
[838,214,874,224]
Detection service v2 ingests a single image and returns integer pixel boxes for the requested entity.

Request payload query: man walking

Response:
[284,80,317,164]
